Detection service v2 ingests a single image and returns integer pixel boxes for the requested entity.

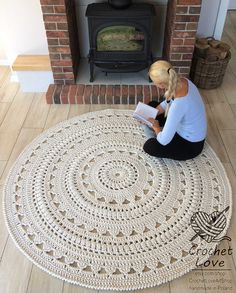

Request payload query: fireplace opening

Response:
[85,2,155,82]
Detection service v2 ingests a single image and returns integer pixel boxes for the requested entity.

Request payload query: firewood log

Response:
[196,38,208,46]
[195,42,209,58]
[194,37,230,60]
[208,39,221,48]
[205,47,220,61]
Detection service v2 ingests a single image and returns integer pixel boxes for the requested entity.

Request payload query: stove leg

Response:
[89,61,94,82]
[148,52,154,83]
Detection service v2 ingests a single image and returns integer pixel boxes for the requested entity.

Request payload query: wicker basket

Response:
[190,51,231,89]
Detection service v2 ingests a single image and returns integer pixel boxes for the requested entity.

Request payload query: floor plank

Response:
[0,128,42,185]
[0,81,20,103]
[0,102,11,125]
[0,238,32,293]
[0,161,6,179]
[23,93,50,129]
[0,92,34,133]
[68,104,91,119]
[0,132,19,161]
[200,88,227,105]
[0,185,9,259]
[222,34,236,64]
[63,284,97,293]
[26,265,64,293]
[223,163,236,252]
[44,104,70,129]
[219,130,236,174]
[170,269,206,293]
[205,104,229,163]
[140,284,170,293]
[231,104,236,117]
[90,104,109,112]
[0,66,10,89]
[221,68,236,105]
[209,101,236,130]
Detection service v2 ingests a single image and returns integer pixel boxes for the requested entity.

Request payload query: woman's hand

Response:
[148,118,161,134]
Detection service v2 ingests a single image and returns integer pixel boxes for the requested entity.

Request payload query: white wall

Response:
[214,0,230,39]
[0,38,8,64]
[197,0,220,38]
[0,0,49,65]
[228,0,236,9]
[0,49,7,60]
[197,0,229,40]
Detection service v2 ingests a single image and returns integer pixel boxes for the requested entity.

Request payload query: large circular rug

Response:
[3,109,232,290]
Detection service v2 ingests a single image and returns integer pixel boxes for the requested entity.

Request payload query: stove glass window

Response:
[97,25,145,52]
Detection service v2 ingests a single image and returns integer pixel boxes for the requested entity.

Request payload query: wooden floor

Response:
[0,11,236,293]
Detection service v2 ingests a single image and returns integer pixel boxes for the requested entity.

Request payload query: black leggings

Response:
[143,101,205,161]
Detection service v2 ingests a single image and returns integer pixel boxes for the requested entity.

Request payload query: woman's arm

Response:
[156,104,165,115]
[156,102,186,145]
[156,99,170,115]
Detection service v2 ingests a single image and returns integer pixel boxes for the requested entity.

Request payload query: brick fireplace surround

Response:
[40,0,202,104]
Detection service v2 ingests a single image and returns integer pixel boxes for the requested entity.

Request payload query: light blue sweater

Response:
[157,79,207,145]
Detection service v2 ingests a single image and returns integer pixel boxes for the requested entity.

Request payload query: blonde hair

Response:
[149,60,179,116]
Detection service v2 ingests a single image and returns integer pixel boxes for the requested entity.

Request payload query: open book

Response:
[133,102,158,127]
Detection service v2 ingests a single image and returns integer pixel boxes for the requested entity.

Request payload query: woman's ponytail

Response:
[164,68,178,117]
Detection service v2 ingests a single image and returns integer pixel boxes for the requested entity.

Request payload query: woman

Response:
[142,60,207,160]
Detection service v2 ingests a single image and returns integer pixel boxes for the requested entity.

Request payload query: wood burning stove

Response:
[85,3,155,82]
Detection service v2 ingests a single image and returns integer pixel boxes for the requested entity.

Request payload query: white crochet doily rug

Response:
[3,109,232,290]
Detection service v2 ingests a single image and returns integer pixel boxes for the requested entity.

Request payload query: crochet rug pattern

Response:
[3,109,232,290]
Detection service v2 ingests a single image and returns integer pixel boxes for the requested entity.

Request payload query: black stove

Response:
[85,3,155,82]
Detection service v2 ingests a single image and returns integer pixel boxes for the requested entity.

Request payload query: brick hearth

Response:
[46,84,165,104]
[40,0,202,104]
